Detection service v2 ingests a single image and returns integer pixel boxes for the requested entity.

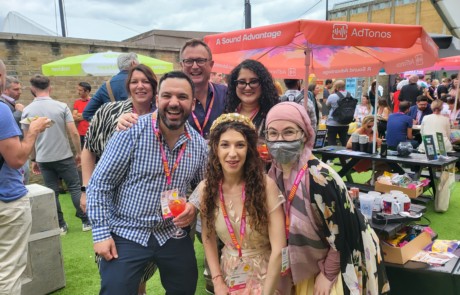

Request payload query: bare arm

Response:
[80,148,96,213]
[407,128,413,140]
[262,177,286,295]
[346,133,354,149]
[72,109,83,122]
[201,185,229,295]
[2,117,50,169]
[381,107,390,121]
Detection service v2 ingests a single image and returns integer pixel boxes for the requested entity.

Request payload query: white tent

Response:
[1,11,148,42]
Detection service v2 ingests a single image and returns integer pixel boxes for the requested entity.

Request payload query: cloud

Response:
[1,0,343,39]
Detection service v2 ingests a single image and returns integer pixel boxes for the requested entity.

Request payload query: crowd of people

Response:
[1,36,459,295]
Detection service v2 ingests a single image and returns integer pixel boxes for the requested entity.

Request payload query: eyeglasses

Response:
[235,79,260,89]
[264,128,303,141]
[181,58,209,66]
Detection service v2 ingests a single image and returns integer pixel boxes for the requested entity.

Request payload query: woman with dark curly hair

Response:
[225,59,279,138]
[189,113,286,295]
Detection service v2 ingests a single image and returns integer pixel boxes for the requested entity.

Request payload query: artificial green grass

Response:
[51,168,459,294]
[51,195,206,295]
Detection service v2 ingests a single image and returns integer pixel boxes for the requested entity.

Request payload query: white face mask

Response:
[266,139,303,164]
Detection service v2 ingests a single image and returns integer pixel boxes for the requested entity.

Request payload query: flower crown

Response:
[210,113,255,132]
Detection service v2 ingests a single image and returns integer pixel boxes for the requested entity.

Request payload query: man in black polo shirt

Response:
[399,75,423,106]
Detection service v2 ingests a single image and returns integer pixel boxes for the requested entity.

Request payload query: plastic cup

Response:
[359,194,374,219]
[368,191,382,211]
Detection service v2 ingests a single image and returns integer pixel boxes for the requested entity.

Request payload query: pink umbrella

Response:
[423,55,460,71]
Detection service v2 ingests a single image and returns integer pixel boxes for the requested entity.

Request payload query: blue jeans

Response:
[99,234,197,295]
[38,157,87,227]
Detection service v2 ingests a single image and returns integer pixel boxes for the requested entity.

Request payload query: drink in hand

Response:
[168,194,187,239]
[169,198,186,217]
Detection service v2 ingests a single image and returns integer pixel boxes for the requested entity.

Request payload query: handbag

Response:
[435,164,456,212]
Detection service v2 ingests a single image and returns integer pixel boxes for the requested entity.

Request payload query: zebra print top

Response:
[84,100,133,158]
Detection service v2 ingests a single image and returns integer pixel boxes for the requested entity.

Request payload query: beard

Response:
[158,106,190,131]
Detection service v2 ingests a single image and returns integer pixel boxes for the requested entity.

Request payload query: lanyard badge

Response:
[151,113,190,185]
[191,83,215,137]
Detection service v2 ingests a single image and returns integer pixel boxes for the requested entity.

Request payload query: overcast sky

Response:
[0,0,343,38]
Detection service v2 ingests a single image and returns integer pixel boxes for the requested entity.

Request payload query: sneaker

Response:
[82,222,92,232]
[60,224,68,236]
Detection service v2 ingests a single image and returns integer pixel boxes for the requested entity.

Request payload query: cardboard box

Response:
[375,181,423,199]
[381,231,432,264]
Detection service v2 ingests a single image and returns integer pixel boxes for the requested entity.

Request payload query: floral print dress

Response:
[215,194,285,294]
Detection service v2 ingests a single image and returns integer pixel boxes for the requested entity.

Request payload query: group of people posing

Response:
[0,39,392,295]
[82,39,390,295]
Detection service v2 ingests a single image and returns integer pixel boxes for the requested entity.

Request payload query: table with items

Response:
[313,146,459,197]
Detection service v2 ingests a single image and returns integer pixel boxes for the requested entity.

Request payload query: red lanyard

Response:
[191,83,215,136]
[285,163,309,239]
[236,104,260,121]
[219,181,246,258]
[151,113,190,185]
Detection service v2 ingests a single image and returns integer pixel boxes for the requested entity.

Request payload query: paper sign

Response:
[228,263,251,292]
[281,246,291,276]
[422,135,437,160]
[314,130,327,148]
[436,132,447,156]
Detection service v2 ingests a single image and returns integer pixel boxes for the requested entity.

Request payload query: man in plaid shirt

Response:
[87,71,207,295]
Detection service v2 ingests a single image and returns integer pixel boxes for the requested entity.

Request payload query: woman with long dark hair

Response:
[225,59,279,137]
[376,97,391,138]
[368,81,382,113]
[190,113,286,295]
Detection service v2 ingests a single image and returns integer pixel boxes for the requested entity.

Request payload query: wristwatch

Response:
[80,186,87,192]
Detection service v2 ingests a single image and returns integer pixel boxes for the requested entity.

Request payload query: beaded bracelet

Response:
[212,274,223,281]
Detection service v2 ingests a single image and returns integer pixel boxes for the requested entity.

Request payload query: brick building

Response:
[329,0,448,35]
[0,33,180,107]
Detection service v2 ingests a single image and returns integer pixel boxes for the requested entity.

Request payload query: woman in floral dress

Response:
[191,113,287,295]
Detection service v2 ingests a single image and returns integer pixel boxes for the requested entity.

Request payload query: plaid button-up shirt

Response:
[87,112,207,246]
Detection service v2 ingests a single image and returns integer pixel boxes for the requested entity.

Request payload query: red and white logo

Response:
[332,24,348,40]
[288,68,296,77]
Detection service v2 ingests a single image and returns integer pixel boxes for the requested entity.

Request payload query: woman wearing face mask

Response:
[265,102,389,295]
[190,113,287,295]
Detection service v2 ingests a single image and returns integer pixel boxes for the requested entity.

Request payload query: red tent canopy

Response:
[424,55,460,71]
[204,20,439,79]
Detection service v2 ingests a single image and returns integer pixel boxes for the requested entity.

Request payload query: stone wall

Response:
[0,33,180,107]
[0,33,180,185]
